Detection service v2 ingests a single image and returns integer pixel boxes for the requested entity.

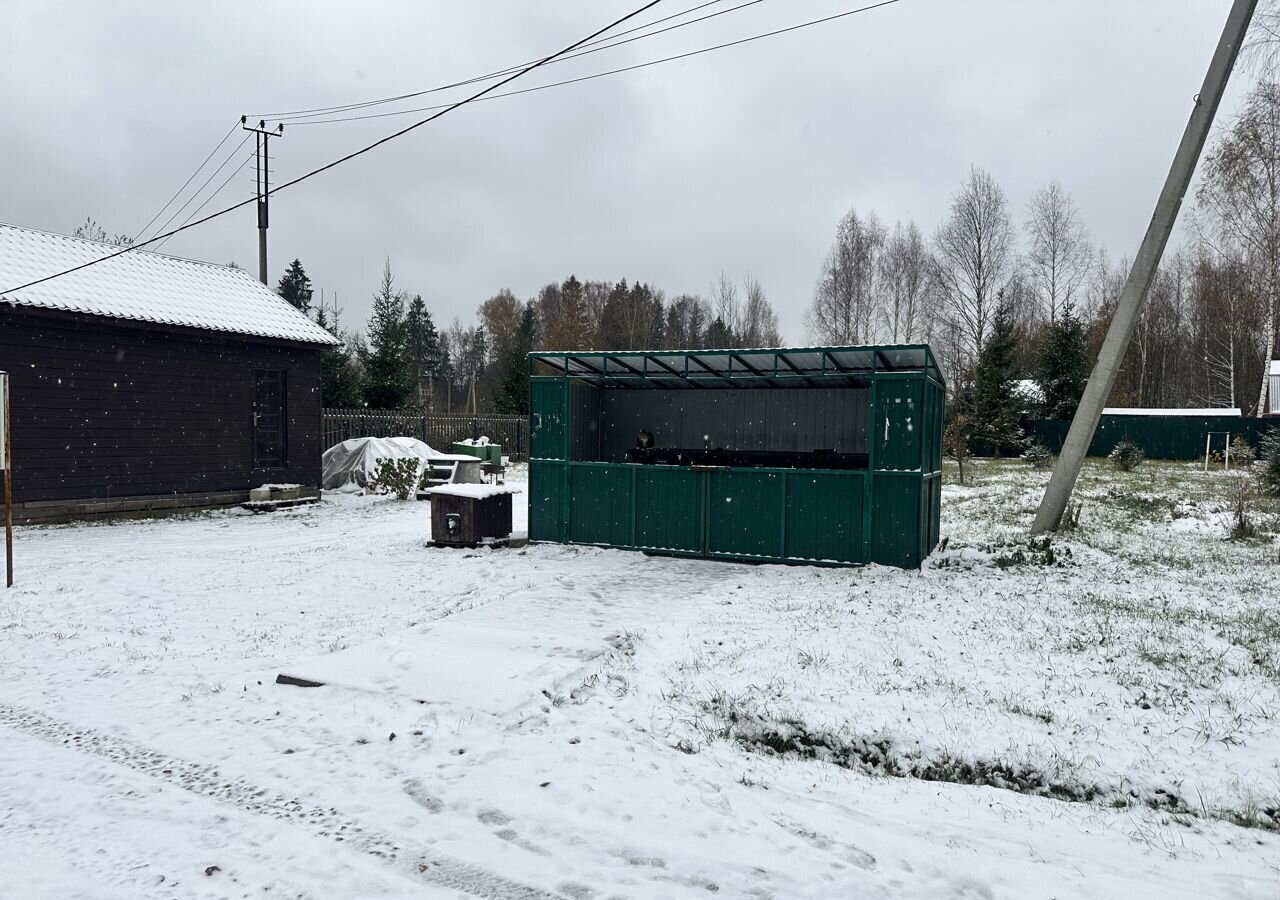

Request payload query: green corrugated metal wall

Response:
[1027,415,1277,461]
[785,471,864,563]
[634,466,703,552]
[707,469,785,558]
[528,360,945,569]
[569,464,633,546]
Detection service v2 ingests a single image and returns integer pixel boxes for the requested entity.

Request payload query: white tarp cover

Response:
[321,437,439,491]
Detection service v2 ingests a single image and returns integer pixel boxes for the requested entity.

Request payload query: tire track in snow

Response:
[0,703,565,900]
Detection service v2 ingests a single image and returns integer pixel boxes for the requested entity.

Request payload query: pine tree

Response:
[971,301,1024,455]
[315,304,364,408]
[596,279,630,348]
[548,274,591,349]
[360,261,413,409]
[496,302,536,414]
[1036,302,1090,419]
[276,259,314,314]
[704,316,735,349]
[404,294,441,408]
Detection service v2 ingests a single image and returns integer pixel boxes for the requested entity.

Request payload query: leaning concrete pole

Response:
[1031,0,1258,534]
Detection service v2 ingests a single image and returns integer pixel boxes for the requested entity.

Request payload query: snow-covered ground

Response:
[1,460,1278,899]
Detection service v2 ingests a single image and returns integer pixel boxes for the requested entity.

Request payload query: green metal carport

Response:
[527,344,945,569]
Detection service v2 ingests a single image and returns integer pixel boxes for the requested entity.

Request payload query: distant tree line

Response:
[281,258,784,415]
[804,79,1280,451]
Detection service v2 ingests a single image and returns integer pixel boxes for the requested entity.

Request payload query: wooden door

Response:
[253,370,287,469]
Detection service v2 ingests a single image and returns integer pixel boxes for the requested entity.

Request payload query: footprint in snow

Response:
[774,818,876,871]
[476,808,510,826]
[402,778,443,814]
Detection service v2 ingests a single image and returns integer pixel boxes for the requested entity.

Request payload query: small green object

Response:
[449,441,501,465]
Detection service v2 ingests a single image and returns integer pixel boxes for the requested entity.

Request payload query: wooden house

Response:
[0,223,338,523]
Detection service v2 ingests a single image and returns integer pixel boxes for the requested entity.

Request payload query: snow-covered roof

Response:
[0,223,337,346]
[428,484,522,499]
[1102,407,1242,417]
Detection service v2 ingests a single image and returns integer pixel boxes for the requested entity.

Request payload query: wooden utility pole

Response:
[1032,0,1258,534]
[2,371,12,588]
[241,117,285,285]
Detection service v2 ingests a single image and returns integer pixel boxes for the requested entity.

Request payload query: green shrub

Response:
[372,457,421,500]
[1108,439,1145,472]
[1259,429,1280,497]
[1021,443,1054,469]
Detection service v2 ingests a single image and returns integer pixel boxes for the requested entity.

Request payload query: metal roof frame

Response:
[529,343,945,389]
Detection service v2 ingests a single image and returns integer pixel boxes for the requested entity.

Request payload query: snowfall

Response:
[2,459,1278,899]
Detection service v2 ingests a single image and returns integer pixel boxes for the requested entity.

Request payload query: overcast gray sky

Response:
[0,0,1245,342]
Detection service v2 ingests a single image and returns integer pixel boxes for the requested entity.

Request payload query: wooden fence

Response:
[322,410,528,460]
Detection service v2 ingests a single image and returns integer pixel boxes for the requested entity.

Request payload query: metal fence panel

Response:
[1024,415,1276,461]
[322,409,528,460]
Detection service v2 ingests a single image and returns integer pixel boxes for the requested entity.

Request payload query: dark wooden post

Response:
[2,371,12,587]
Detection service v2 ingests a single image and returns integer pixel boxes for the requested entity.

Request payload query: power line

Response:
[2,0,911,295]
[0,0,667,295]
[264,0,770,125]
[145,132,253,245]
[254,0,746,121]
[133,120,240,243]
[277,0,903,127]
[154,151,255,253]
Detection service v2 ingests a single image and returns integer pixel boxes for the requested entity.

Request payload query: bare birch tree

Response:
[878,220,932,342]
[1199,81,1280,415]
[807,209,886,344]
[740,274,782,347]
[1245,0,1280,74]
[710,271,742,340]
[933,167,1014,380]
[1026,182,1093,325]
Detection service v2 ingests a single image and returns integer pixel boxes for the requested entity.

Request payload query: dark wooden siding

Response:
[0,305,324,505]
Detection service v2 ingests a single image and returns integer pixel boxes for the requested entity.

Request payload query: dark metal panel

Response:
[784,471,865,563]
[633,466,704,552]
[568,463,633,546]
[528,460,565,541]
[870,473,923,568]
[597,387,870,462]
[874,377,925,471]
[706,469,784,558]
[529,379,566,460]
[567,380,601,461]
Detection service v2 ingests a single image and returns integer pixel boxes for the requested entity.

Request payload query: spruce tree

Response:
[1036,302,1090,419]
[704,316,735,349]
[404,294,441,408]
[360,261,413,409]
[971,301,1024,455]
[597,279,630,349]
[277,259,314,314]
[315,305,364,408]
[496,302,536,414]
[558,275,590,349]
